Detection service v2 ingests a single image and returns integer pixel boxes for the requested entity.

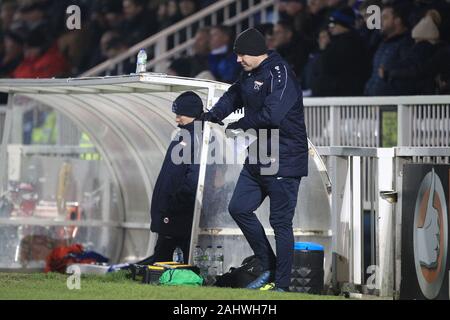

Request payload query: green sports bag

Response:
[159,269,204,286]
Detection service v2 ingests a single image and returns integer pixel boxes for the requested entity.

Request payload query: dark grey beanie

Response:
[233,28,267,56]
[172,91,203,118]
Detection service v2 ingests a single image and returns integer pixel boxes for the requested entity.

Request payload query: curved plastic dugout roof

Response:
[0,74,227,260]
[0,74,332,270]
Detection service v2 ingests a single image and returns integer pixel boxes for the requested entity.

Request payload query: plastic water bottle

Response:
[193,245,203,266]
[204,245,214,276]
[136,49,147,73]
[193,245,205,275]
[215,245,224,275]
[172,246,184,263]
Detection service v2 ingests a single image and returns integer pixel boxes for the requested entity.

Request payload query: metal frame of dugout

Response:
[0,74,333,290]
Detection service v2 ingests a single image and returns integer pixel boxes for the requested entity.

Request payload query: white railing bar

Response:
[148,0,274,72]
[316,146,450,158]
[446,105,449,146]
[394,147,450,157]
[261,6,267,21]
[303,96,450,106]
[174,32,180,47]
[0,217,120,228]
[316,146,379,157]
[83,1,237,76]
[147,39,195,70]
[187,25,192,41]
[223,0,272,26]
[224,4,230,20]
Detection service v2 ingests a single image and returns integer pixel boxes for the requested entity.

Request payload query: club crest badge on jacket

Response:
[254,80,263,91]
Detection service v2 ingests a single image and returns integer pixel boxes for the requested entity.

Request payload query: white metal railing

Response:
[317,146,450,298]
[81,0,277,77]
[306,95,450,211]
[304,96,450,148]
[0,105,6,144]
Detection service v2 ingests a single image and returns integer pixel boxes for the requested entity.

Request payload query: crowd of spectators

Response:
[270,0,450,96]
[0,0,211,78]
[1,0,450,96]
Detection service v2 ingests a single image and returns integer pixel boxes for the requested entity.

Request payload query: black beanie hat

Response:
[329,7,356,30]
[233,28,267,56]
[172,91,203,118]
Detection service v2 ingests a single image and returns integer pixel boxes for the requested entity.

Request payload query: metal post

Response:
[154,38,167,73]
[352,156,363,285]
[330,106,341,146]
[398,104,411,146]
[0,94,14,193]
[376,148,395,297]
[188,86,215,264]
[393,154,407,299]
[329,154,350,292]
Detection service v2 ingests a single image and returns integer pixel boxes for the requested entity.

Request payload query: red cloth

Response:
[12,43,70,79]
[45,243,89,273]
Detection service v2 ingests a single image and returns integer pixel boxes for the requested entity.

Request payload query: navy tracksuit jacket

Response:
[149,121,201,261]
[209,51,309,288]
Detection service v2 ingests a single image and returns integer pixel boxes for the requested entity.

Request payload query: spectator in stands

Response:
[436,48,450,93]
[85,30,120,71]
[208,25,240,83]
[0,26,24,78]
[121,0,158,46]
[254,23,275,50]
[357,0,382,62]
[156,2,168,30]
[364,2,414,96]
[168,56,215,80]
[58,1,95,75]
[409,0,450,44]
[101,34,135,75]
[272,20,312,79]
[12,21,70,78]
[301,27,330,93]
[18,2,47,26]
[166,26,214,79]
[308,0,329,41]
[278,0,313,39]
[325,0,347,11]
[102,0,124,31]
[179,0,197,19]
[79,1,110,71]
[279,0,304,21]
[157,0,182,31]
[381,10,443,94]
[167,57,192,77]
[189,27,214,78]
[310,6,370,96]
[1,0,17,33]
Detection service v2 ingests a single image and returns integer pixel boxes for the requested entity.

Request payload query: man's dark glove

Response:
[197,112,224,125]
[226,121,240,131]
[225,121,242,138]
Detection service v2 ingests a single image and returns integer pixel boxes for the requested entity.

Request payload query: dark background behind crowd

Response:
[1,0,450,97]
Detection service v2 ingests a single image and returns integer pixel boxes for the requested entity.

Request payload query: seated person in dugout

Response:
[137,91,204,264]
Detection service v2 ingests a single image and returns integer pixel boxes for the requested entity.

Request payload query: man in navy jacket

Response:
[200,28,308,292]
[145,91,203,263]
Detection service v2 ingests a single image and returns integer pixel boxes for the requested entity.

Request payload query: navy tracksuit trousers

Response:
[228,165,301,288]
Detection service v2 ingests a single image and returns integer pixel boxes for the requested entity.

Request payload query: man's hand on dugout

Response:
[197,112,224,125]
[225,121,243,138]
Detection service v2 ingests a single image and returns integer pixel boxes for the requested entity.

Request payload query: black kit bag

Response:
[214,255,263,288]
